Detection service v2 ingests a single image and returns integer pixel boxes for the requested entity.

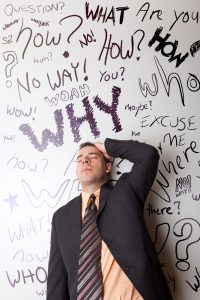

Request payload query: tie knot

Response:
[88,194,96,206]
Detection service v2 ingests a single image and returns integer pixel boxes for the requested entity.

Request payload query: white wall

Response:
[1,0,200,299]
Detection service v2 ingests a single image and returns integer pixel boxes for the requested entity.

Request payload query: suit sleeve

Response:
[46,214,70,300]
[105,138,159,204]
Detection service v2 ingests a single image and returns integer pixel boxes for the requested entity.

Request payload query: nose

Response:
[82,156,90,165]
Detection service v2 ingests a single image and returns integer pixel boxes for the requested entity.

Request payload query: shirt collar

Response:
[81,188,100,211]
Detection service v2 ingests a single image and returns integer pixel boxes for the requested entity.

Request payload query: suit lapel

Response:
[98,182,113,216]
[69,195,82,250]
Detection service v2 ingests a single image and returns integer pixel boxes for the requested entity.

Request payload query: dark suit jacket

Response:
[46,138,173,300]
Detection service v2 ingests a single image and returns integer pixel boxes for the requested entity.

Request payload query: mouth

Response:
[82,168,92,172]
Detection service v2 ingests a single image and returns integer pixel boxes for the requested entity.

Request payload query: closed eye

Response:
[76,152,100,163]
[89,154,98,159]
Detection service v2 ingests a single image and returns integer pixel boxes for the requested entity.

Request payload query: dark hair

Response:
[79,142,96,150]
[79,141,110,163]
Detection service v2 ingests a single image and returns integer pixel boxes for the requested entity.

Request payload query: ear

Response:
[106,161,112,174]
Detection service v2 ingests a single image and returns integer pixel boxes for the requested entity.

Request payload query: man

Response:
[47,138,173,300]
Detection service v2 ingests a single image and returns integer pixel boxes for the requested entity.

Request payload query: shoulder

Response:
[53,195,81,220]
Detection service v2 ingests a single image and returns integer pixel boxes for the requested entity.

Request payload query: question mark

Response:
[197,160,200,178]
[60,1,65,11]
[133,29,145,50]
[42,158,48,172]
[119,67,125,81]
[2,51,18,88]
[173,218,200,271]
[133,29,145,60]
[174,201,181,214]
[59,14,83,43]
[154,222,170,255]
[48,52,53,60]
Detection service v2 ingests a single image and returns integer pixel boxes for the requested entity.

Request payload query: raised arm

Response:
[104,138,159,203]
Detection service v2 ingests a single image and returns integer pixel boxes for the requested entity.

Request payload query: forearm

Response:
[105,138,159,201]
[105,138,159,164]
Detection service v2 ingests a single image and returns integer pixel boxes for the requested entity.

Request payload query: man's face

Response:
[76,145,109,188]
